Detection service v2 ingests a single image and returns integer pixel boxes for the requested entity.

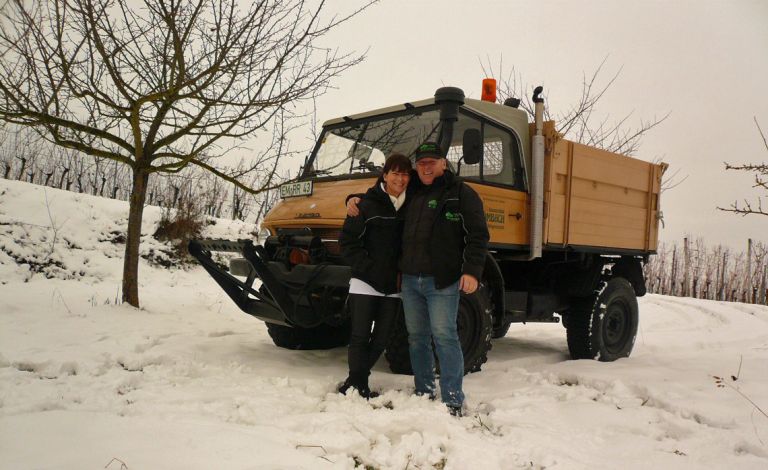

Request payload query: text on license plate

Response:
[280,181,313,198]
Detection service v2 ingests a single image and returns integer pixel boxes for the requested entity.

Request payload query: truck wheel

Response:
[565,277,638,361]
[486,287,512,339]
[384,284,494,375]
[492,319,512,339]
[266,322,350,350]
[383,305,412,375]
[458,284,494,372]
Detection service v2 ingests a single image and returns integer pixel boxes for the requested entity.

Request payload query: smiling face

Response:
[415,157,446,185]
[383,168,410,197]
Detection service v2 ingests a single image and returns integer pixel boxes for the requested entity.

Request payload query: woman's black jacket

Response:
[339,181,405,295]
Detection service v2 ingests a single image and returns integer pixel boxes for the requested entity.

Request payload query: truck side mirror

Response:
[462,128,482,165]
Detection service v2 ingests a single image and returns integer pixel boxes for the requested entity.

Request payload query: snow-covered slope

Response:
[1,178,767,470]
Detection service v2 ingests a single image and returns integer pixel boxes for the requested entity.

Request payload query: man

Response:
[400,141,489,416]
[349,141,489,416]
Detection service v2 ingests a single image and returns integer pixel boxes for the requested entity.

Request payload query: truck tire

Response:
[383,306,412,375]
[488,280,509,339]
[565,277,638,361]
[458,284,494,372]
[266,322,350,350]
[259,285,350,350]
[384,284,494,375]
[492,319,513,339]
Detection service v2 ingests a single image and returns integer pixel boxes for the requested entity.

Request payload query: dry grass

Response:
[153,196,205,260]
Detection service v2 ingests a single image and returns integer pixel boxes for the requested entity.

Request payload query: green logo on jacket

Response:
[427,199,438,209]
[444,211,460,222]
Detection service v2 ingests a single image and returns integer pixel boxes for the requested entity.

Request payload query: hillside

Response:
[1,178,767,470]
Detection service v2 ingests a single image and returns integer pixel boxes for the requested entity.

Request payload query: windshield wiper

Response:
[303,168,332,178]
[351,161,381,173]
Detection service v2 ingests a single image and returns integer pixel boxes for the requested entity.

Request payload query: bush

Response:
[153,196,205,260]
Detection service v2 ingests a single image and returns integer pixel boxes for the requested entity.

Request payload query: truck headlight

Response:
[257,226,272,242]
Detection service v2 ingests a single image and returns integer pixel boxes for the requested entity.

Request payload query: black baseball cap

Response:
[414,142,444,161]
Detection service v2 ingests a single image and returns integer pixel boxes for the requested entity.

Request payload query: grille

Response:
[312,228,342,256]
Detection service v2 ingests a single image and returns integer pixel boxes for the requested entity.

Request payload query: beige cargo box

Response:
[539,122,665,253]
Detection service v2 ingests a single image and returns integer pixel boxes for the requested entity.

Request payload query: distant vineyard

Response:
[644,238,768,305]
[0,127,280,224]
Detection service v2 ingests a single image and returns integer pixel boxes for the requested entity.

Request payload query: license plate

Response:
[280,180,313,198]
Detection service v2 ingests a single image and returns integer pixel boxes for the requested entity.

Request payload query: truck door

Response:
[447,120,528,248]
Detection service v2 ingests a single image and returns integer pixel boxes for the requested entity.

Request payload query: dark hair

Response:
[382,153,412,174]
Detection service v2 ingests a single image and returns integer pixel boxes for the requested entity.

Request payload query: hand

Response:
[459,274,479,294]
[346,197,361,217]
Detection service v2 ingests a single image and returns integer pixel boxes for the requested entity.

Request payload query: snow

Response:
[1,178,768,469]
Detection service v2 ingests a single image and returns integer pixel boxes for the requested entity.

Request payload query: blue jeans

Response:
[401,274,464,407]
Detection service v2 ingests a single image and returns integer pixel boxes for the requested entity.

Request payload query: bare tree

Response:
[482,57,670,157]
[0,0,374,307]
[719,117,768,217]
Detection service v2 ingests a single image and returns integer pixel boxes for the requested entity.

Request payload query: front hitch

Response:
[189,238,351,328]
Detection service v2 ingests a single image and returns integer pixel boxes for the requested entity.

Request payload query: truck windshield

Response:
[305,108,442,177]
[304,105,523,189]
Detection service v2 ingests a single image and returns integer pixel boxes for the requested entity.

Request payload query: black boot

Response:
[338,371,376,398]
[337,378,354,395]
[358,385,379,399]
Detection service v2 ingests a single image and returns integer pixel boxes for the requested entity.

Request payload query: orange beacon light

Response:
[481,78,496,102]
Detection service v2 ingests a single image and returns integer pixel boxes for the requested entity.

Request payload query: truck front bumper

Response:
[188,239,351,327]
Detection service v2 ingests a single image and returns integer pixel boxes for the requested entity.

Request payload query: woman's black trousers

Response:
[346,293,400,387]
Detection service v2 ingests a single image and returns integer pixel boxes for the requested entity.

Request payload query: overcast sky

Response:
[309,0,767,250]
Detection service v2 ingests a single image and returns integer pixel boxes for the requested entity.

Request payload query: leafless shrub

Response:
[713,356,767,445]
[153,191,206,261]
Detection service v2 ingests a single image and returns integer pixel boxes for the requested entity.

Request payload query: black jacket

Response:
[400,171,489,289]
[339,180,405,295]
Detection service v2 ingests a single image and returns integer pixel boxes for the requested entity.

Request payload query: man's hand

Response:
[459,274,479,294]
[346,197,361,217]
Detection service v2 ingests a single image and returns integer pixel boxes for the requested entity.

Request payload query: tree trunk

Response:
[746,238,753,299]
[59,168,69,189]
[670,247,678,296]
[122,167,150,307]
[682,238,690,297]
[719,252,727,300]
[16,157,26,180]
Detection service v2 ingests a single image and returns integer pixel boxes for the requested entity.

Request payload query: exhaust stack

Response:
[434,87,465,156]
[529,86,545,260]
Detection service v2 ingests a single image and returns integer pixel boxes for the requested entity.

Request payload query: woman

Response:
[337,153,412,398]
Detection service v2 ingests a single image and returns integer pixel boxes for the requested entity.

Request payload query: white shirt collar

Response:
[381,182,406,211]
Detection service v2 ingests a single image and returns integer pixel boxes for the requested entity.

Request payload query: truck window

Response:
[446,120,523,189]
[314,133,387,175]
[309,108,443,177]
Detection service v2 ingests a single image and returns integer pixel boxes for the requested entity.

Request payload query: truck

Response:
[189,84,666,374]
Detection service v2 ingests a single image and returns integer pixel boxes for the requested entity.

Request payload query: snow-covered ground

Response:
[1,178,767,470]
